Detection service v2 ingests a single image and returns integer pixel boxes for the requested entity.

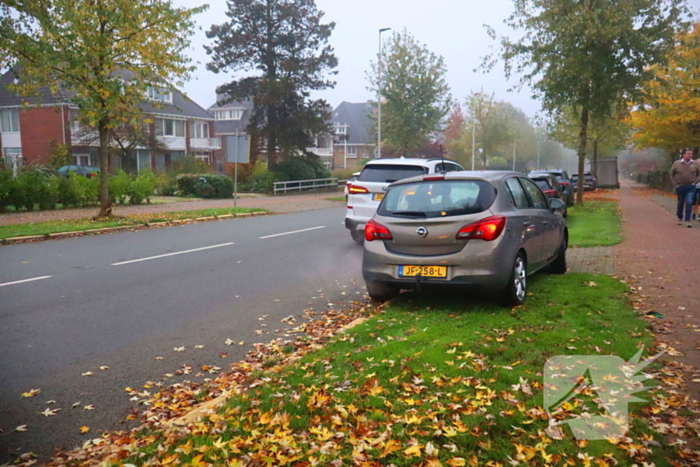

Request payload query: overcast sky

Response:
[173,0,543,118]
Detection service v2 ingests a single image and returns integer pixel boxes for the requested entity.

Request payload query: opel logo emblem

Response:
[416,227,428,237]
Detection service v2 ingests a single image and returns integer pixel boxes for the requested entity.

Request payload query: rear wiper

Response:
[392,211,427,217]
[385,179,398,183]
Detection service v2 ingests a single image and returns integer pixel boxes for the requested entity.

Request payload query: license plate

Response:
[398,265,447,278]
[372,193,385,201]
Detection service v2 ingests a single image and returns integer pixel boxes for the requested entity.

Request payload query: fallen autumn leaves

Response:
[5,274,700,467]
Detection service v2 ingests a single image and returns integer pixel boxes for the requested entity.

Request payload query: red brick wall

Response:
[19,106,70,165]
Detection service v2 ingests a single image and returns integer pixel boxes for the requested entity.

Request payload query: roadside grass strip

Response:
[49,274,699,467]
[0,207,266,240]
[568,200,623,247]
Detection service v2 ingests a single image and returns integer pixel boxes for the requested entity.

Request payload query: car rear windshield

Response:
[378,180,497,218]
[358,164,428,183]
[532,179,551,190]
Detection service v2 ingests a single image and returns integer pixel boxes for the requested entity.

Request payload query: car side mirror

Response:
[549,198,565,212]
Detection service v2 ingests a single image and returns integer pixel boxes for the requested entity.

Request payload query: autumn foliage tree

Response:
[484,0,688,204]
[0,0,206,217]
[630,22,700,161]
[206,0,338,162]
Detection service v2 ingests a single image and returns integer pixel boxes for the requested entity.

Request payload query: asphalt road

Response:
[0,207,365,464]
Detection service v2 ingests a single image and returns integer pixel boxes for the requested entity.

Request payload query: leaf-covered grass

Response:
[116,274,672,467]
[0,207,265,240]
[567,200,623,247]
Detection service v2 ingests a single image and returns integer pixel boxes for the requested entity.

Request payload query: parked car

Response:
[345,158,464,244]
[57,165,100,178]
[528,173,568,217]
[570,173,597,191]
[362,170,568,306]
[344,172,361,198]
[529,169,573,206]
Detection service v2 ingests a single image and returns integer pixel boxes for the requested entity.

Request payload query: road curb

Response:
[0,211,268,246]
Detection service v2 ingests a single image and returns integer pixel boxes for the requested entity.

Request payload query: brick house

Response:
[208,96,254,172]
[330,101,376,170]
[0,69,220,172]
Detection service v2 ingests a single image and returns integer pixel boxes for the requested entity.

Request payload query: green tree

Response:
[0,0,205,217]
[206,0,338,162]
[465,90,511,167]
[483,0,688,204]
[550,107,629,176]
[367,29,452,156]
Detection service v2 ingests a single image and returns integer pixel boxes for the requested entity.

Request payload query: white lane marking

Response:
[259,226,326,240]
[111,243,235,266]
[0,275,52,288]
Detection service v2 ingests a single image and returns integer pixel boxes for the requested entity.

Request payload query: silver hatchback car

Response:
[362,171,568,306]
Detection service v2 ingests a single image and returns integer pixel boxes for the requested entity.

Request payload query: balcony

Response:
[190,137,221,150]
[306,147,333,158]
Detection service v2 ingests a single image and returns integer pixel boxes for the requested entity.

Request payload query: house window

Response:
[347,146,357,156]
[191,121,209,139]
[215,109,243,120]
[158,118,185,137]
[193,151,211,164]
[0,109,20,133]
[334,123,347,135]
[75,154,90,166]
[147,86,173,103]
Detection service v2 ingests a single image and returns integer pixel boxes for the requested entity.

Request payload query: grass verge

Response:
[0,207,265,240]
[325,196,347,202]
[101,274,672,467]
[568,200,623,247]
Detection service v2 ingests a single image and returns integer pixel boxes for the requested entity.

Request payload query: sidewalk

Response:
[0,191,344,226]
[614,179,700,396]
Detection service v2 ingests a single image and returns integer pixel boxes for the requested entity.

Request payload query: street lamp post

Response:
[377,27,391,159]
[471,101,476,171]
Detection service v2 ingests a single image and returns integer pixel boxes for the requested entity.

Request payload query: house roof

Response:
[332,101,375,145]
[0,69,214,120]
[208,96,253,135]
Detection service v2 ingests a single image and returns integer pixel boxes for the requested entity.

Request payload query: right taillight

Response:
[365,219,393,242]
[456,215,507,241]
[544,190,556,196]
[348,184,369,194]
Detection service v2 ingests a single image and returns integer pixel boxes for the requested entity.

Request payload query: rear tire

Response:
[366,281,399,303]
[501,253,527,307]
[549,238,567,274]
[350,229,364,245]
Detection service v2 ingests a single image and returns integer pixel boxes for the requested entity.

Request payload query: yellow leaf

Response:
[79,426,90,434]
[447,458,467,467]
[404,444,423,457]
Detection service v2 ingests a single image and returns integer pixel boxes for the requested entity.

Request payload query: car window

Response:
[505,178,530,209]
[378,180,496,218]
[358,164,427,183]
[521,177,549,209]
[533,179,551,190]
[434,162,462,173]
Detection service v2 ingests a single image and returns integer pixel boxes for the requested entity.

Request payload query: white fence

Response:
[273,178,339,195]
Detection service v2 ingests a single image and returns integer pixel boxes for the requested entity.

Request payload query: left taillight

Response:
[348,184,369,194]
[365,219,393,242]
[456,215,507,241]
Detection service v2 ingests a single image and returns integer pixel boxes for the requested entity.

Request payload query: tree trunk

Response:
[576,107,588,205]
[267,105,277,167]
[97,119,112,218]
[593,139,598,178]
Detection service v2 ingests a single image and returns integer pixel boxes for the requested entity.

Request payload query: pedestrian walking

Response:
[670,148,700,228]
[694,179,700,221]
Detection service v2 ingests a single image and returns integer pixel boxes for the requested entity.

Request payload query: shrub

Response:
[167,155,211,176]
[155,175,179,196]
[194,174,233,199]
[129,171,156,205]
[69,172,99,207]
[176,174,200,197]
[8,169,52,211]
[0,170,12,212]
[249,172,284,193]
[274,157,317,181]
[109,170,131,204]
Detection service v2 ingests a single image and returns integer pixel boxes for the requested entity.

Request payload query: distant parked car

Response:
[529,173,567,217]
[529,169,573,206]
[362,170,568,306]
[345,158,464,244]
[570,173,596,192]
[57,165,100,178]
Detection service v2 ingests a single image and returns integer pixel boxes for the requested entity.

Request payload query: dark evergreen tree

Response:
[206,0,338,161]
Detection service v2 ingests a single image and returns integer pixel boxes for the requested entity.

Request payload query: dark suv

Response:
[529,170,573,206]
[528,173,568,217]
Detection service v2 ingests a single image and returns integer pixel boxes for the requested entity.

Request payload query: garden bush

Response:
[176,174,200,197]
[109,170,132,204]
[0,169,14,212]
[194,174,233,199]
[129,171,156,205]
